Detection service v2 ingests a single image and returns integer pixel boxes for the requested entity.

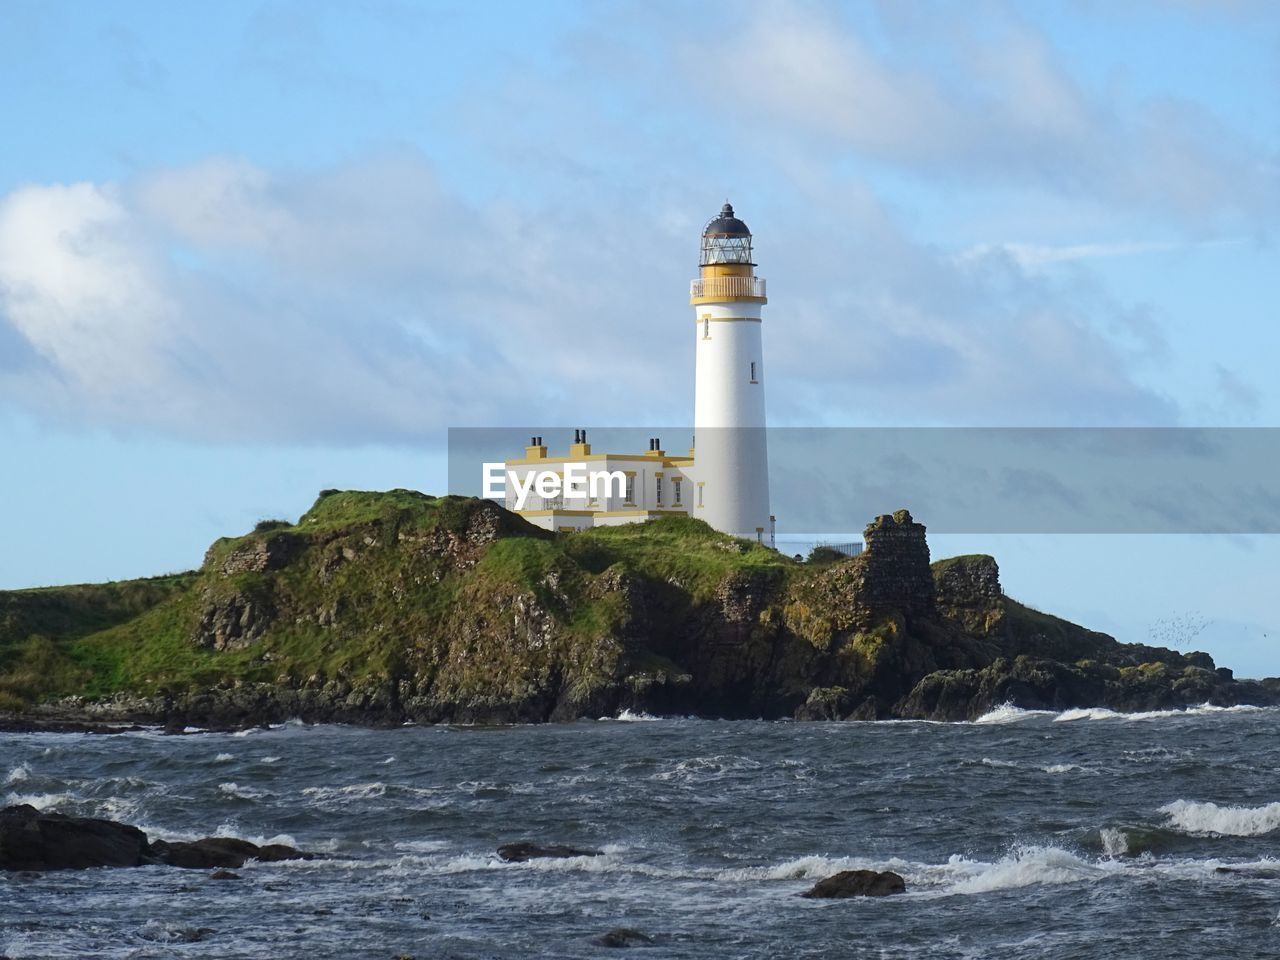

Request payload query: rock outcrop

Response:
[496,842,601,862]
[2,490,1275,727]
[149,836,312,869]
[0,804,150,870]
[0,805,312,872]
[800,869,907,898]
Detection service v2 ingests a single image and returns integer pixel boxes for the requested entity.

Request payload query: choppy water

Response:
[4,706,1280,959]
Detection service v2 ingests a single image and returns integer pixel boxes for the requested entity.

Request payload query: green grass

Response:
[0,493,802,706]
[563,515,794,600]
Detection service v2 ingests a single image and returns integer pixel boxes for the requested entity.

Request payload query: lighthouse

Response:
[500,201,773,547]
[691,203,772,544]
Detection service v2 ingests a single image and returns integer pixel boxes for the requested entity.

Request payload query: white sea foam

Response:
[1058,703,1269,723]
[716,854,895,883]
[214,752,235,763]
[1159,799,1280,837]
[4,791,74,811]
[612,709,661,722]
[302,783,386,803]
[972,704,1052,724]
[4,763,32,785]
[209,820,301,848]
[261,756,282,764]
[217,781,265,800]
[1041,763,1097,775]
[133,822,206,842]
[945,846,1114,894]
[980,757,1018,769]
[4,788,142,822]
[393,839,451,854]
[1055,707,1123,722]
[1099,828,1130,857]
[967,702,1275,725]
[652,755,763,783]
[300,781,409,805]
[431,844,1118,896]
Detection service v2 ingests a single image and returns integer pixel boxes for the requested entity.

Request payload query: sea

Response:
[3,706,1280,959]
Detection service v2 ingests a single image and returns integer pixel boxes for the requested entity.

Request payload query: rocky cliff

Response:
[1,491,1274,727]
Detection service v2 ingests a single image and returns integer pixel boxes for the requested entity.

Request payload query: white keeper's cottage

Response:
[504,203,774,546]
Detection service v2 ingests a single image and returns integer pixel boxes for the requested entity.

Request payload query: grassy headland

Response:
[1,490,1271,725]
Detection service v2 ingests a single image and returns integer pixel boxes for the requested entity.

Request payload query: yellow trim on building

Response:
[690,296,767,306]
[700,263,754,279]
[504,453,694,467]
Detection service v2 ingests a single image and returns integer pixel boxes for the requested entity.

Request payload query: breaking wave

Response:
[973,703,1274,725]
[609,709,662,722]
[651,755,764,783]
[1160,799,1280,837]
[972,704,1053,724]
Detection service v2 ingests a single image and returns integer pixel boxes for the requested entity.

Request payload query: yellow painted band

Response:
[690,296,767,306]
[504,454,695,466]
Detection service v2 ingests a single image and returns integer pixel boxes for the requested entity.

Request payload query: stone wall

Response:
[849,510,936,627]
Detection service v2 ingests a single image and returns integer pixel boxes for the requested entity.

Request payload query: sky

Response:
[1,0,1278,673]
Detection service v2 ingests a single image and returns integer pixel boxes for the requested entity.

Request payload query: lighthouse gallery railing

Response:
[689,276,766,300]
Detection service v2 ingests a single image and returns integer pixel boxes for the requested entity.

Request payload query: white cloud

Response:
[0,181,179,404]
[957,237,1244,268]
[677,2,1277,229]
[0,154,1192,440]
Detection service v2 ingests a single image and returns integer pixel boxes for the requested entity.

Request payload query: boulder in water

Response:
[257,842,314,862]
[800,869,906,898]
[149,837,261,869]
[496,841,601,862]
[149,836,313,868]
[0,804,149,871]
[1214,866,1280,880]
[0,805,315,873]
[594,928,654,948]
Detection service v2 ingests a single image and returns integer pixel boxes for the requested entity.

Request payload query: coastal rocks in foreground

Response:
[0,805,312,872]
[800,870,907,898]
[496,841,601,862]
[150,836,314,869]
[0,804,149,870]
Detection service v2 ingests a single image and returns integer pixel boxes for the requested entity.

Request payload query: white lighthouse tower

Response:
[691,203,772,544]
[500,201,773,546]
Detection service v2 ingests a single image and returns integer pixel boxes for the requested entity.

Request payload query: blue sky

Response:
[1,1,1278,673]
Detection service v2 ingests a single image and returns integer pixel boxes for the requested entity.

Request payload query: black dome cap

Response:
[703,202,750,237]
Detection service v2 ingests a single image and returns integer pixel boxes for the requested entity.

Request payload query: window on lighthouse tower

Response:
[750,361,757,383]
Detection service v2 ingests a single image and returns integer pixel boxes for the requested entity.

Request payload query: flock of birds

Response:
[1146,612,1211,649]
